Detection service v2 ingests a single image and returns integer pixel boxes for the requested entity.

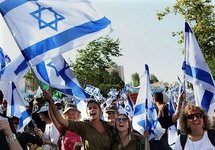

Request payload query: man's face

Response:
[106,111,118,124]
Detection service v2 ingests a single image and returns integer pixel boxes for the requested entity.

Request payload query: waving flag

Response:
[182,22,215,114]
[6,82,31,132]
[33,55,89,100]
[0,54,30,82]
[0,0,112,66]
[132,64,165,140]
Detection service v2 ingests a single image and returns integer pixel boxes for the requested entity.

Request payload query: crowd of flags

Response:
[0,0,214,146]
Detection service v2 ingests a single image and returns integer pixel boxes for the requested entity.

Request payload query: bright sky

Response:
[0,0,189,84]
[90,0,185,84]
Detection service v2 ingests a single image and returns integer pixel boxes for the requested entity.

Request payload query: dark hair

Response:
[40,111,50,119]
[0,90,3,101]
[87,100,101,111]
[180,105,211,134]
[153,92,163,103]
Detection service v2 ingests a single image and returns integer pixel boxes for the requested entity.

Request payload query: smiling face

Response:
[116,114,130,133]
[87,101,101,121]
[186,111,204,131]
[63,109,80,121]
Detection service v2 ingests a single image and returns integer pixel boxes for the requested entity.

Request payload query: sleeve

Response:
[173,135,182,150]
[158,115,175,129]
[67,120,87,137]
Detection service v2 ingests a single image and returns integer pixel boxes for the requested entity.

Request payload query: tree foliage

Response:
[131,73,140,87]
[71,36,124,96]
[157,0,215,75]
[150,74,159,84]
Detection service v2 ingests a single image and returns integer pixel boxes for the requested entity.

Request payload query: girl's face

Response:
[116,115,129,132]
[87,102,101,121]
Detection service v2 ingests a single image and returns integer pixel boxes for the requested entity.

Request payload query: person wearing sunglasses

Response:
[43,91,115,150]
[174,104,215,150]
[111,113,150,150]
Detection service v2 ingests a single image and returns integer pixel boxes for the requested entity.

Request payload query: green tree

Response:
[71,36,124,96]
[157,0,215,75]
[131,73,140,87]
[150,74,159,84]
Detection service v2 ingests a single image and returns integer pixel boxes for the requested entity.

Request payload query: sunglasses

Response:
[186,113,203,120]
[117,117,128,122]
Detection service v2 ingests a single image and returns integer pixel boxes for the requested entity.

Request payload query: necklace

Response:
[118,134,130,149]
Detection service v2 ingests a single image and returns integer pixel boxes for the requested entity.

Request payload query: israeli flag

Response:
[132,64,165,140]
[0,47,11,69]
[6,82,31,132]
[182,22,215,115]
[0,0,112,66]
[33,55,89,100]
[85,84,102,100]
[0,54,29,82]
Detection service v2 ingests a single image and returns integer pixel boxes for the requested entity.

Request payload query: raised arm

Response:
[0,116,22,150]
[172,92,185,123]
[43,90,68,127]
[48,104,61,129]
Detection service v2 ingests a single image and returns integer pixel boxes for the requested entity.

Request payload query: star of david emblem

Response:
[47,62,60,77]
[30,3,65,31]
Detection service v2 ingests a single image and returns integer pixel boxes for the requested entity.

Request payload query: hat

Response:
[63,103,80,114]
[37,106,48,113]
[105,105,118,113]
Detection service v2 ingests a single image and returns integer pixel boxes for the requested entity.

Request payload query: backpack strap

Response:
[180,134,187,150]
[207,129,215,147]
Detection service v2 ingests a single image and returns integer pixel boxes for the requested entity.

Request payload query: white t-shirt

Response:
[174,131,215,150]
[43,123,60,150]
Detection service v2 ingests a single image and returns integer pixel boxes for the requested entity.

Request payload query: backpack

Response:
[180,129,215,149]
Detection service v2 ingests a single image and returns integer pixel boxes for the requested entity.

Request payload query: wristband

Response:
[6,133,17,143]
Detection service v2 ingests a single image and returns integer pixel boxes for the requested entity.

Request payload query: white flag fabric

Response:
[0,0,112,66]
[0,54,30,82]
[33,55,89,100]
[182,22,215,115]
[132,64,165,140]
[6,82,31,132]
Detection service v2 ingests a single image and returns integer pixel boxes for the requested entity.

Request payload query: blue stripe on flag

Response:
[0,0,27,16]
[134,103,145,116]
[18,110,29,129]
[36,62,50,84]
[183,62,214,86]
[14,60,28,75]
[185,22,192,33]
[11,83,16,116]
[201,90,214,112]
[22,17,111,61]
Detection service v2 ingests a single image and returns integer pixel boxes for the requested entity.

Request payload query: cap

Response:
[37,106,48,113]
[105,105,118,113]
[63,103,80,114]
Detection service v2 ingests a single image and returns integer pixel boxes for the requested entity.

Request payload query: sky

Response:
[90,0,185,83]
[0,0,190,84]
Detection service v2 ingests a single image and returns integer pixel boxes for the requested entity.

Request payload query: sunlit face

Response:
[106,111,118,124]
[63,109,80,121]
[186,111,204,131]
[116,115,129,132]
[87,102,101,121]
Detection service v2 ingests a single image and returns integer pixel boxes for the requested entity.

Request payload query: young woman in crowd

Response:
[111,113,150,150]
[174,104,215,150]
[43,90,115,150]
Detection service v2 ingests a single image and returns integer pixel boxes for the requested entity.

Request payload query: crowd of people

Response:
[0,89,215,150]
